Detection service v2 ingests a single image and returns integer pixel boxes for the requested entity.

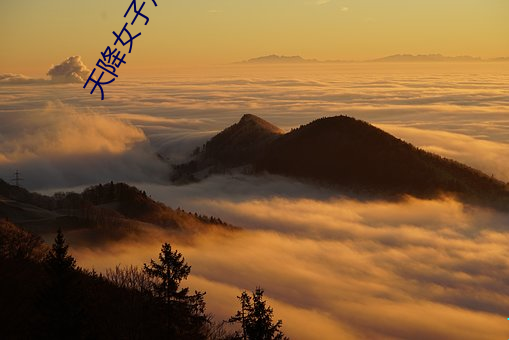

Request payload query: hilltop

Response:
[173,114,509,210]
[0,180,235,239]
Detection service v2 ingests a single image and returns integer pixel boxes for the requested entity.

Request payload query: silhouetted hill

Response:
[172,114,283,181]
[174,115,509,209]
[0,181,235,237]
[203,114,282,165]
[0,179,56,210]
[257,116,509,202]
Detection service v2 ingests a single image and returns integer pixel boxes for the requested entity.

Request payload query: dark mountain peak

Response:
[286,115,396,144]
[240,113,258,121]
[302,115,374,131]
[257,116,509,205]
[173,114,509,210]
[315,115,366,124]
[237,114,283,134]
[273,116,399,158]
[193,114,282,168]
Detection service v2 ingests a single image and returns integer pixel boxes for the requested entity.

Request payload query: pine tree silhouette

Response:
[39,228,84,340]
[45,228,76,274]
[229,288,288,340]
[144,242,208,339]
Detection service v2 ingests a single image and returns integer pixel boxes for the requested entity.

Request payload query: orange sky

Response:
[1,0,508,75]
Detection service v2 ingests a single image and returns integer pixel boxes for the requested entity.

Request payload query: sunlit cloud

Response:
[377,124,509,182]
[2,63,505,339]
[1,64,508,189]
[0,101,145,162]
[0,101,169,188]
[0,56,90,84]
[47,56,90,83]
[69,184,509,340]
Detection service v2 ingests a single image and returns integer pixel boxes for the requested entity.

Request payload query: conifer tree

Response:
[40,228,84,340]
[229,288,288,340]
[144,242,207,339]
[45,228,76,274]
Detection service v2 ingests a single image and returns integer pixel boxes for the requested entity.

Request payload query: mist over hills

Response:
[173,114,509,210]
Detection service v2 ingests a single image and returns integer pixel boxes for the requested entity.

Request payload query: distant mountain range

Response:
[239,54,509,64]
[173,114,509,210]
[371,54,482,62]
[239,55,320,64]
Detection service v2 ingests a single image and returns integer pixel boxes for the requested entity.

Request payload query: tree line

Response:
[0,223,288,340]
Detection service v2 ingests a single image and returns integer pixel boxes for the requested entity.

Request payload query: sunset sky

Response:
[1,0,508,75]
[3,2,509,339]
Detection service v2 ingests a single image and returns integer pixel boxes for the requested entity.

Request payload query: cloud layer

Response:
[2,63,508,338]
[0,73,45,84]
[378,124,509,181]
[69,176,509,340]
[2,63,509,188]
[0,101,168,188]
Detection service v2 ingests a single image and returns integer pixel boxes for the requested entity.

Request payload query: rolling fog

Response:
[71,188,509,339]
[1,62,509,339]
[2,63,509,187]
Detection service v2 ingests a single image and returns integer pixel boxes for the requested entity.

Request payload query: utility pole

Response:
[11,170,23,187]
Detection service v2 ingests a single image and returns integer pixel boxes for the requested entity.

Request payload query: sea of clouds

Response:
[72,176,509,339]
[2,59,509,339]
[1,62,508,187]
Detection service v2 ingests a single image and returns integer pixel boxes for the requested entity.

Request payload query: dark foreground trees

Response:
[38,233,209,339]
[0,223,289,339]
[144,242,208,339]
[229,288,288,340]
[0,226,209,339]
[39,228,85,339]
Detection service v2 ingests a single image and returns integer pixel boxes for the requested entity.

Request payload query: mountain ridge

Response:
[0,180,235,238]
[173,114,509,210]
[237,54,509,64]
[172,114,283,181]
[239,54,320,64]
